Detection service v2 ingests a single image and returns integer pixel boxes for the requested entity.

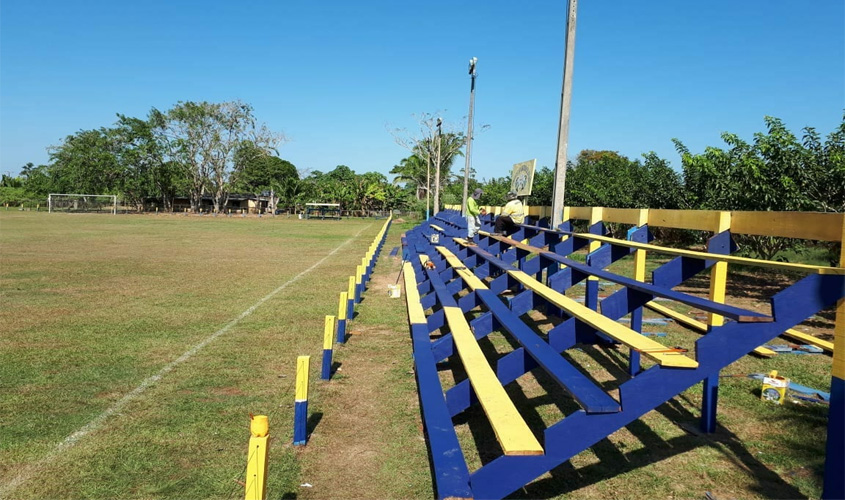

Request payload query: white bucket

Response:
[387,284,401,298]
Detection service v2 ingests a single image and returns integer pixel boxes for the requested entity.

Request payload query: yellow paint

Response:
[323,315,336,350]
[430,224,445,232]
[587,207,603,282]
[355,265,363,285]
[435,246,487,291]
[567,206,592,220]
[568,232,845,275]
[295,355,310,401]
[708,211,731,327]
[633,209,649,283]
[731,211,844,242]
[602,207,646,226]
[648,209,725,232]
[444,306,544,455]
[347,276,355,302]
[403,262,427,325]
[337,292,348,320]
[645,302,775,357]
[508,270,698,368]
[250,414,269,437]
[244,435,269,500]
[781,328,834,353]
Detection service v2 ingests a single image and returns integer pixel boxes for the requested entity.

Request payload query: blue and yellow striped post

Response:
[293,355,310,446]
[244,415,269,500]
[337,291,348,343]
[321,315,336,380]
[355,265,364,303]
[347,276,356,319]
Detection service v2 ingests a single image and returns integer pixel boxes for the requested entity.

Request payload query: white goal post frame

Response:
[48,194,117,214]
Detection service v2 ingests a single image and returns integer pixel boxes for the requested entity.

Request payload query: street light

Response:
[433,117,442,216]
[461,57,478,215]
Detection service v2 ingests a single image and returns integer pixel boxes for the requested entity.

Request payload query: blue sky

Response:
[1,1,843,180]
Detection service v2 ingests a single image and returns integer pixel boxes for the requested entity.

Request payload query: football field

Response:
[0,211,388,499]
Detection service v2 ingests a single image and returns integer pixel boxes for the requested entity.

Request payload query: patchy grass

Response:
[0,211,380,499]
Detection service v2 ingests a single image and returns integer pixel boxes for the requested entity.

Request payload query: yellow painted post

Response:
[633,209,649,282]
[707,211,731,327]
[293,356,310,445]
[337,291,348,343]
[244,415,269,500]
[347,276,356,317]
[585,207,604,311]
[321,315,336,380]
[355,265,364,302]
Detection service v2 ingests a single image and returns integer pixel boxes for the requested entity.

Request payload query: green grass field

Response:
[0,211,837,499]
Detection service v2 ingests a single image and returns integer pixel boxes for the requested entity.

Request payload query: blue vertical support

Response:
[700,229,734,433]
[293,355,310,446]
[627,224,650,376]
[321,316,335,380]
[585,221,606,312]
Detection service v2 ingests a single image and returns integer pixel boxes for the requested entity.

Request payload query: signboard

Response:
[511,159,536,196]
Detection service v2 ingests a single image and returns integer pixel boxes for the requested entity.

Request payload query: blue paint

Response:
[823,376,844,500]
[293,400,308,445]
[336,318,346,343]
[321,348,332,380]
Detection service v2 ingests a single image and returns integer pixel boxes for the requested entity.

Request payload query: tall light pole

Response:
[551,0,578,228]
[425,155,431,220]
[461,57,478,215]
[433,117,442,216]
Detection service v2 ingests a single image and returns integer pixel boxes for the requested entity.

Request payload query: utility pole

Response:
[434,117,442,216]
[462,57,478,215]
[551,0,578,228]
[426,154,431,220]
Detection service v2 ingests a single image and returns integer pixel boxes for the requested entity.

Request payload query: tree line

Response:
[3,102,842,237]
[0,100,411,213]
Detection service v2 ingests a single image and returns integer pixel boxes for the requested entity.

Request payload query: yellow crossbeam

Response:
[435,246,487,290]
[566,232,844,275]
[507,270,698,368]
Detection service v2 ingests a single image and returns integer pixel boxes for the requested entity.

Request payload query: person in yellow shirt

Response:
[466,188,485,245]
[494,191,524,235]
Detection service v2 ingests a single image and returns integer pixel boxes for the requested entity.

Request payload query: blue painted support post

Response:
[627,220,650,376]
[337,291,348,343]
[355,265,364,303]
[321,315,335,380]
[701,372,719,433]
[822,234,845,500]
[293,355,310,446]
[701,222,732,433]
[585,219,605,312]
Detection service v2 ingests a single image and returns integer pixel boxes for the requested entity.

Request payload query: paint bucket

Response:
[387,284,401,298]
[761,370,789,405]
[250,414,269,437]
[429,233,440,244]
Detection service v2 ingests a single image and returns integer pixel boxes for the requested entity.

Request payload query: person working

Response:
[466,188,485,245]
[494,191,524,236]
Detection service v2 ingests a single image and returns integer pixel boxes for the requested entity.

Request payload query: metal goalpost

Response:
[48,194,117,214]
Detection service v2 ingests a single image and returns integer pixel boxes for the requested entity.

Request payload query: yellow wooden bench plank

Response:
[567,232,845,275]
[403,262,427,325]
[645,302,775,358]
[443,306,544,455]
[507,270,698,368]
[781,328,834,353]
[430,224,445,232]
[435,246,487,290]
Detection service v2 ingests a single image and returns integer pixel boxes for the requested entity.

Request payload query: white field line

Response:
[0,225,372,498]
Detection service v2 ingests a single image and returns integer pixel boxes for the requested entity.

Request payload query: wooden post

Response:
[293,356,310,446]
[321,316,336,380]
[244,415,269,500]
[823,214,845,499]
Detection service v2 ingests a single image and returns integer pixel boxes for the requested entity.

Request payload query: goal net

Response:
[48,194,117,214]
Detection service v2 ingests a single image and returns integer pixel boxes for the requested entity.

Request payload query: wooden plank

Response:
[602,207,647,226]
[443,306,544,455]
[476,289,620,413]
[730,211,844,242]
[435,246,487,290]
[487,233,773,322]
[567,206,593,220]
[403,262,427,325]
[507,270,699,368]
[563,232,845,275]
[645,302,775,358]
[649,209,725,232]
[430,224,445,233]
[781,328,834,353]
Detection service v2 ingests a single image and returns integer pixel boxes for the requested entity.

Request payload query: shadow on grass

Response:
[306,412,323,437]
[330,361,342,377]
